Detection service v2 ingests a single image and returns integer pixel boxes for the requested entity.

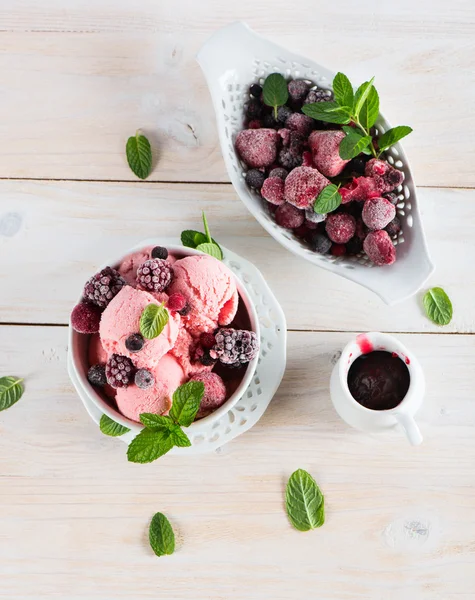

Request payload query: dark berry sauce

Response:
[347,351,410,411]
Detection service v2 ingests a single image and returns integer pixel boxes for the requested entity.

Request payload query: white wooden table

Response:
[1,3,475,599]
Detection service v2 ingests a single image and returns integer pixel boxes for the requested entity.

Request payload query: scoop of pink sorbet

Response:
[235,128,278,168]
[191,372,227,419]
[167,255,238,336]
[169,327,213,378]
[308,130,350,177]
[284,166,330,209]
[115,354,184,422]
[99,286,180,369]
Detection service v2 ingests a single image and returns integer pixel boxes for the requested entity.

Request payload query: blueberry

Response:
[309,232,332,254]
[151,246,168,260]
[346,236,363,255]
[135,369,154,390]
[245,169,266,190]
[87,365,107,387]
[250,84,262,98]
[125,333,144,353]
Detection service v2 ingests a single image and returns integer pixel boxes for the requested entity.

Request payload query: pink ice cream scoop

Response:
[169,327,213,378]
[99,286,180,369]
[115,354,185,422]
[167,255,238,336]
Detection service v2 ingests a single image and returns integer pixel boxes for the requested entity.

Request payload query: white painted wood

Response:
[1,326,474,599]
[0,0,474,185]
[0,181,472,332]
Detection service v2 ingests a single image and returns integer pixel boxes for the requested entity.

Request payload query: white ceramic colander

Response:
[197,22,434,305]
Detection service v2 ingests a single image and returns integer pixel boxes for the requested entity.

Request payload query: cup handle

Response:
[396,413,423,446]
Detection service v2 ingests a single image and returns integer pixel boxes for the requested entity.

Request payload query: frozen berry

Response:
[287,113,314,137]
[304,89,333,104]
[284,166,330,209]
[340,176,379,204]
[346,236,363,255]
[269,167,288,180]
[288,80,309,102]
[331,244,347,257]
[235,129,279,168]
[178,303,191,317]
[261,177,285,205]
[167,293,187,312]
[362,197,396,230]
[293,224,310,238]
[365,158,404,193]
[355,218,369,241]
[245,169,266,190]
[304,219,319,230]
[250,83,262,98]
[325,213,356,244]
[246,100,262,119]
[364,230,396,266]
[125,333,144,353]
[276,106,293,125]
[151,246,168,260]
[71,302,102,334]
[349,157,368,175]
[309,232,332,254]
[134,368,154,390]
[289,131,305,153]
[137,258,173,293]
[105,354,135,388]
[193,346,216,367]
[83,267,126,309]
[302,151,314,167]
[213,328,259,366]
[275,203,305,229]
[248,120,261,129]
[200,332,216,349]
[309,130,349,177]
[279,128,291,146]
[262,113,277,128]
[191,372,227,419]
[305,208,326,224]
[87,364,107,387]
[278,148,302,170]
[384,192,399,205]
[385,216,401,237]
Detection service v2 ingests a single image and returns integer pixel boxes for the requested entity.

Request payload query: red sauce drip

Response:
[405,356,411,365]
[356,334,373,355]
[392,352,398,358]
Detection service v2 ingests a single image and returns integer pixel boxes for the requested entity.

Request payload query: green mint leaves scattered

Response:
[262,73,289,119]
[180,212,223,260]
[126,131,153,180]
[127,381,204,463]
[302,72,412,159]
[0,377,24,412]
[149,512,175,557]
[140,302,169,340]
[285,469,325,532]
[99,414,130,437]
[423,287,453,326]
[314,184,342,215]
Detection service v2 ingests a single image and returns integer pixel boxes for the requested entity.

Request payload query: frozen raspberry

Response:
[309,232,332,254]
[134,368,154,390]
[346,236,363,255]
[366,159,387,176]
[105,354,135,388]
[362,197,396,230]
[261,177,285,205]
[125,333,144,353]
[331,244,347,257]
[278,148,302,170]
[235,128,279,168]
[200,332,216,350]
[83,267,126,309]
[87,365,107,387]
[278,128,291,146]
[304,89,333,104]
[340,177,379,204]
[248,119,261,129]
[246,100,262,119]
[385,216,401,237]
[137,258,173,293]
[325,213,356,244]
[305,208,326,224]
[365,158,404,193]
[364,230,396,266]
[302,151,314,167]
[275,203,305,229]
[284,166,330,209]
[288,80,309,102]
[71,302,101,334]
[212,328,259,366]
[287,113,314,137]
[250,83,262,98]
[384,192,399,205]
[308,130,349,177]
[276,106,293,125]
[167,293,187,312]
[191,372,227,419]
[269,167,288,180]
[151,246,168,260]
[245,169,266,190]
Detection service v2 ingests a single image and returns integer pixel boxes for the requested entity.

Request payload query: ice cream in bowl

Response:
[68,242,260,438]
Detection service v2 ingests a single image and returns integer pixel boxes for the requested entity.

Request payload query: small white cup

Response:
[330,332,424,445]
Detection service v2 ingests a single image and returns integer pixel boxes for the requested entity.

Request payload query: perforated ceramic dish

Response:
[197,22,435,305]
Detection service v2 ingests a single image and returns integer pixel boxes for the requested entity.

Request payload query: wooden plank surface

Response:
[1,325,474,600]
[0,180,472,333]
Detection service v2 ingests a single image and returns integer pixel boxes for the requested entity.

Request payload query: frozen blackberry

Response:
[125,333,144,353]
[151,246,168,260]
[87,365,107,387]
[278,148,303,170]
[262,113,277,128]
[246,100,262,119]
[269,167,288,180]
[105,354,135,388]
[136,258,173,293]
[288,80,309,102]
[135,368,154,390]
[384,192,399,205]
[250,83,262,98]
[245,169,266,190]
[83,267,126,309]
[385,216,401,237]
[349,157,367,175]
[309,232,332,254]
[213,328,259,366]
[304,89,333,104]
[346,236,364,255]
[289,131,305,153]
[276,106,293,125]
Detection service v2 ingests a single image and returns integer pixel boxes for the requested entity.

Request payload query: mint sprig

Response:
[149,512,175,557]
[140,302,169,340]
[423,287,453,326]
[262,73,288,119]
[285,469,325,531]
[302,72,412,159]
[127,381,204,463]
[314,184,342,215]
[126,131,153,180]
[100,414,130,437]
[0,377,24,412]
[180,212,223,260]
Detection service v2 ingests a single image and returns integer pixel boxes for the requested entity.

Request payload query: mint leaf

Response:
[262,73,289,118]
[140,303,169,340]
[342,125,362,136]
[139,413,174,431]
[359,86,379,130]
[202,211,212,243]
[149,512,175,557]
[127,428,174,463]
[353,77,375,119]
[302,101,351,125]
[194,232,208,246]
[126,131,152,180]
[314,184,342,214]
[0,377,23,412]
[339,131,372,160]
[332,72,354,109]
[181,230,202,248]
[423,287,453,326]
[100,414,130,437]
[285,469,325,531]
[196,242,223,260]
[169,381,205,427]
[169,424,191,448]
[378,125,413,153]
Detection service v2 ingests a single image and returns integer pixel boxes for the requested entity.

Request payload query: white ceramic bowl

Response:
[197,22,435,305]
[68,243,260,435]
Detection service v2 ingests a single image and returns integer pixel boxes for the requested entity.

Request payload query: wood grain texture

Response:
[1,325,474,599]
[0,180,472,333]
[0,0,474,185]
